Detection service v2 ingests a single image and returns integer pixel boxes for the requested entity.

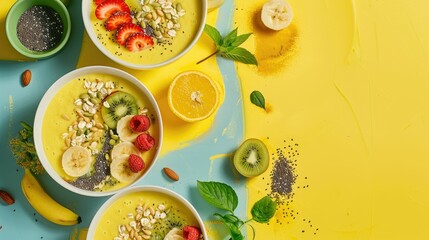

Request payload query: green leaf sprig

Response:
[197,181,277,240]
[250,90,266,110]
[9,121,44,175]
[197,24,258,65]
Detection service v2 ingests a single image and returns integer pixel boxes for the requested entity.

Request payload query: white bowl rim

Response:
[86,185,208,239]
[81,0,208,70]
[33,65,163,197]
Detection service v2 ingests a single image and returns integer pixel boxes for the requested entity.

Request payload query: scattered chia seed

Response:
[71,133,112,191]
[17,5,64,52]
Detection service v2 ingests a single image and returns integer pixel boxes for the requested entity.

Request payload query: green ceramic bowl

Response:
[5,0,71,59]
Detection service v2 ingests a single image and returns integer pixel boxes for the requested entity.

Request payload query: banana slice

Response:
[117,115,140,142]
[261,0,293,31]
[110,155,141,183]
[164,227,184,240]
[62,146,92,177]
[111,142,140,160]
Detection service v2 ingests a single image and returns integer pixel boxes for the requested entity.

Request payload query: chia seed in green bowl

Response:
[5,0,71,59]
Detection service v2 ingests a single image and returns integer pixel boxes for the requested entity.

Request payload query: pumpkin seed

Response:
[83,112,94,117]
[176,3,183,12]
[80,93,90,99]
[140,21,146,28]
[90,98,101,104]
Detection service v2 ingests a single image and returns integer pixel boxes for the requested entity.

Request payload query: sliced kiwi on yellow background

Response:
[101,91,138,129]
[233,138,269,177]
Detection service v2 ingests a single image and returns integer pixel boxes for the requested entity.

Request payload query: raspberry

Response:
[128,154,145,172]
[129,115,151,132]
[183,226,201,240]
[134,133,155,151]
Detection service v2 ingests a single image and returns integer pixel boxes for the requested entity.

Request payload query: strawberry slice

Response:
[95,0,130,20]
[116,23,144,45]
[126,33,154,52]
[105,11,132,31]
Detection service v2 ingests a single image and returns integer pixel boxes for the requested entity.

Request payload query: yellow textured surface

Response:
[235,0,429,239]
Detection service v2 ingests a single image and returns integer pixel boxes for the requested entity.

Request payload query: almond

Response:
[163,167,179,181]
[0,190,15,205]
[22,69,31,87]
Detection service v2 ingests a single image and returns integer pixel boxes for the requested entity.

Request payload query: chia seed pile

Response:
[270,150,296,200]
[71,133,113,191]
[17,5,64,52]
[264,139,319,235]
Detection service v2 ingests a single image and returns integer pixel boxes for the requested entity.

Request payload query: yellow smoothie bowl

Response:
[34,66,163,197]
[81,0,207,69]
[87,186,208,239]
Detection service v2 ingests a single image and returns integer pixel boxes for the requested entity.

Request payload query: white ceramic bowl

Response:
[34,66,163,197]
[81,0,207,69]
[86,186,208,239]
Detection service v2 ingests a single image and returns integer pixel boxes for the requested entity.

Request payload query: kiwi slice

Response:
[151,208,185,238]
[101,91,138,129]
[233,138,269,177]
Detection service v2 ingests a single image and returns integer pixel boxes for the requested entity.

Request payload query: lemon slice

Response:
[208,0,225,12]
[168,71,220,122]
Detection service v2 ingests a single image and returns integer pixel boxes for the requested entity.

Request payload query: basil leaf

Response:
[223,28,238,47]
[251,196,277,223]
[197,181,238,212]
[214,214,244,240]
[250,91,266,109]
[222,47,258,65]
[204,24,223,46]
[228,223,244,240]
[231,33,252,47]
[214,213,243,227]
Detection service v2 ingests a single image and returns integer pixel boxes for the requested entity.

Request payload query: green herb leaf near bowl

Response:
[9,121,44,175]
[197,24,258,65]
[197,180,238,212]
[197,181,277,240]
[251,195,277,223]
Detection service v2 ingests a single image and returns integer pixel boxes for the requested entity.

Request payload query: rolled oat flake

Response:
[17,5,64,52]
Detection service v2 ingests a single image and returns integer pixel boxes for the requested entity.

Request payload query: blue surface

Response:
[0,1,245,239]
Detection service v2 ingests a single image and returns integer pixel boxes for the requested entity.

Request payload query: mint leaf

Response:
[223,28,238,47]
[204,24,223,46]
[231,33,252,47]
[250,91,266,109]
[251,196,277,223]
[222,47,258,65]
[197,181,238,212]
[198,26,257,65]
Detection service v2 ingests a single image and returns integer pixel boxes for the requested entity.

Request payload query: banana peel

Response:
[21,168,81,226]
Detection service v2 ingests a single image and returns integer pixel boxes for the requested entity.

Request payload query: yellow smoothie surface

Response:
[42,73,160,192]
[89,0,202,65]
[94,191,200,239]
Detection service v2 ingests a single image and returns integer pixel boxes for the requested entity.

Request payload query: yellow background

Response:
[238,0,429,239]
[3,0,429,239]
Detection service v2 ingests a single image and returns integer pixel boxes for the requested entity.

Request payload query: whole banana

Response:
[21,168,81,226]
